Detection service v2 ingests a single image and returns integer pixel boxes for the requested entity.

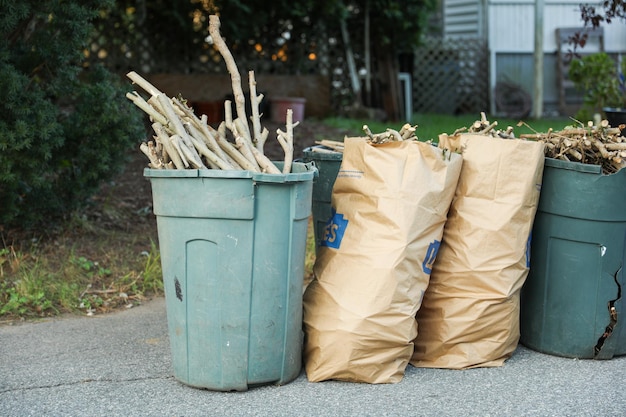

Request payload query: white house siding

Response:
[488,3,535,52]
[444,0,626,115]
[489,0,623,53]
[444,0,486,37]
[488,1,625,114]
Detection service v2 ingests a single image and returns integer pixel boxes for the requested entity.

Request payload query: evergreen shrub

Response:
[0,0,145,230]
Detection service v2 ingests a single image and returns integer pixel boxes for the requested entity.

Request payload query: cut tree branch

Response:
[208,15,251,142]
[127,15,300,174]
[276,109,295,174]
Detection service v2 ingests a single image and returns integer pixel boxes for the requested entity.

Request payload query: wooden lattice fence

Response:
[90,18,490,118]
[413,37,489,115]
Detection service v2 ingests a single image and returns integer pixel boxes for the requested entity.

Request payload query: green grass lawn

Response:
[323,112,575,143]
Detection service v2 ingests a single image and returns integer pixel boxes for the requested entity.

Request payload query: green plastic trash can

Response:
[302,146,342,253]
[145,162,315,391]
[520,158,626,359]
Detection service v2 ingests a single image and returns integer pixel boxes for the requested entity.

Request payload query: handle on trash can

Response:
[295,159,319,179]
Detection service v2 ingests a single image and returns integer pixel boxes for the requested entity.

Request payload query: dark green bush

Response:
[0,0,145,230]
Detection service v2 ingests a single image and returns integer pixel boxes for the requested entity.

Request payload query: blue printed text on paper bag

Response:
[320,209,349,249]
[422,240,441,274]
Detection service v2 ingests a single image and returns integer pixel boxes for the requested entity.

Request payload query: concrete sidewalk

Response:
[1,297,624,417]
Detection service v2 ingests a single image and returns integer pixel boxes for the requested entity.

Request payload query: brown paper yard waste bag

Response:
[303,137,463,383]
[411,133,545,369]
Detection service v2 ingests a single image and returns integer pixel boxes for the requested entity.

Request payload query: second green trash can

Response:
[302,146,343,254]
[520,157,626,359]
[145,162,315,391]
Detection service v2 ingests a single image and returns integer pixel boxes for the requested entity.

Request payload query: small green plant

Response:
[1,287,54,317]
[569,52,626,121]
[74,256,95,272]
[0,284,30,316]
[1,230,163,320]
[0,248,10,277]
[71,255,112,278]
[0,262,58,317]
[304,219,317,284]
[79,294,104,312]
[140,240,163,294]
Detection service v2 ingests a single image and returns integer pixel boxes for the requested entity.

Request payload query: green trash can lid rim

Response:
[144,168,253,179]
[303,146,343,161]
[544,157,604,174]
[144,162,316,183]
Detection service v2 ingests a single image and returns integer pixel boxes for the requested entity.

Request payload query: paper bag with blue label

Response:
[303,136,462,383]
[411,133,545,369]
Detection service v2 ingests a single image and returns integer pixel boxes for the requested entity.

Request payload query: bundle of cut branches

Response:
[520,120,626,174]
[450,112,516,139]
[310,123,419,154]
[311,111,625,174]
[363,123,419,144]
[127,15,296,174]
[449,112,625,174]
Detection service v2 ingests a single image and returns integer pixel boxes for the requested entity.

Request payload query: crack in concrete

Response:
[0,375,175,394]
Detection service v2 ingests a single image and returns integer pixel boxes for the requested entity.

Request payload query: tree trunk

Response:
[363,0,372,107]
[375,47,402,122]
[340,16,362,107]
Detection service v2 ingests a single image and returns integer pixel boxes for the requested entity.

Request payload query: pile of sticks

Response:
[301,108,626,174]
[520,120,626,174]
[362,123,419,144]
[451,112,625,174]
[451,112,516,139]
[127,15,295,174]
[309,123,419,154]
